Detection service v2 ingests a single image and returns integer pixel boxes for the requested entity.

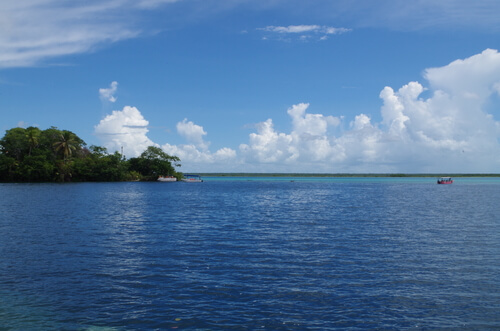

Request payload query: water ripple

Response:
[0,180,499,329]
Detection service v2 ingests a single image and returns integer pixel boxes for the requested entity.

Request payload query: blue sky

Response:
[2,0,500,173]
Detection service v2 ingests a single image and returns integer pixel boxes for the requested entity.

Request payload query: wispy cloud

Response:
[3,0,499,69]
[300,0,500,31]
[239,0,500,32]
[258,25,351,41]
[99,81,118,103]
[0,0,180,68]
[262,25,350,35]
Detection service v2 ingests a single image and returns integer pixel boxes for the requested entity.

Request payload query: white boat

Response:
[181,174,203,182]
[157,176,177,182]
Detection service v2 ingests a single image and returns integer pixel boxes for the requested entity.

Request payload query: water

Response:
[1,178,499,330]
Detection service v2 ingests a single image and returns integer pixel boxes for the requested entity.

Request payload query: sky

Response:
[2,0,500,173]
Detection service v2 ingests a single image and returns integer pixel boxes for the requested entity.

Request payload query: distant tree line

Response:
[0,126,181,182]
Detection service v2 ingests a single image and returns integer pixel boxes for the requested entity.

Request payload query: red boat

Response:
[437,177,453,184]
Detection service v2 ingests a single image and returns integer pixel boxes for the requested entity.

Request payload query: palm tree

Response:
[25,127,41,156]
[53,131,81,182]
[53,131,78,161]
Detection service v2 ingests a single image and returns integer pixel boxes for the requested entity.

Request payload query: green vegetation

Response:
[0,127,181,182]
[129,146,181,181]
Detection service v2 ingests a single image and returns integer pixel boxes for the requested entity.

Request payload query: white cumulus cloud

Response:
[239,119,295,164]
[288,103,340,135]
[239,104,343,168]
[94,104,237,171]
[94,106,156,157]
[92,49,500,173]
[176,118,209,150]
[161,119,237,171]
[238,49,500,172]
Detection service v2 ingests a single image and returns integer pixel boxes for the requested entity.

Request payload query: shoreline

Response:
[2,173,500,184]
[198,173,500,178]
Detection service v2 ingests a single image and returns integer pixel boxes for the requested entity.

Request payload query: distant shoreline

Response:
[3,173,499,184]
[198,173,500,178]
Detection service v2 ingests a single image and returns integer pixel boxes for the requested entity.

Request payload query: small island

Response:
[0,126,181,182]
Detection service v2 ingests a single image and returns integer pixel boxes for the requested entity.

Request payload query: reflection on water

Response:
[1,180,500,329]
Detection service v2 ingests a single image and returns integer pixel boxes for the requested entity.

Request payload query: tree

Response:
[20,155,54,181]
[0,127,180,182]
[128,146,181,180]
[0,154,18,181]
[53,131,82,161]
[51,130,85,181]
[25,127,41,156]
[38,127,66,163]
[0,127,29,161]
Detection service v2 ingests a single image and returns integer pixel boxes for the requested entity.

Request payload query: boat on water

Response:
[437,177,453,184]
[181,174,203,182]
[157,176,177,182]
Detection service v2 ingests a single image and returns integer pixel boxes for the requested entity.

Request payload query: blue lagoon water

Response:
[1,178,499,329]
